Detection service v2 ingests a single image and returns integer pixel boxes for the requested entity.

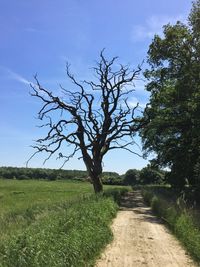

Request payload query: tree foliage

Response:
[140,0,200,190]
[123,169,140,185]
[0,166,122,184]
[0,166,88,181]
[139,165,165,185]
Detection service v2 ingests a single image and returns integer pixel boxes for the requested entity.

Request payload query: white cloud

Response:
[127,96,147,109]
[131,14,186,42]
[0,66,31,85]
[133,79,145,91]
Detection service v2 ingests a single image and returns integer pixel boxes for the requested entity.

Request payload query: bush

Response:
[103,188,128,204]
[142,189,153,206]
[102,175,124,185]
[151,196,161,216]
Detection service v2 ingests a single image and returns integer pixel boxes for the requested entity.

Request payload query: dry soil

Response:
[95,191,196,267]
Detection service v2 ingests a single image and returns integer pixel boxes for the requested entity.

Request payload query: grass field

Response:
[0,179,92,215]
[0,178,128,266]
[0,179,93,241]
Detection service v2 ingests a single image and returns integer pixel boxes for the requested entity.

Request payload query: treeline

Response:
[140,0,200,201]
[0,166,122,184]
[0,166,165,186]
[0,167,88,181]
[122,165,166,186]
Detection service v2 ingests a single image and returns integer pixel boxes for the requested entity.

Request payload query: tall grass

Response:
[0,179,126,239]
[0,180,93,243]
[142,187,200,263]
[0,194,119,267]
[0,179,128,266]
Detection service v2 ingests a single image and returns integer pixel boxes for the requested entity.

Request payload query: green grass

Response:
[0,179,93,241]
[1,195,118,267]
[0,179,92,215]
[0,178,128,267]
[142,186,200,264]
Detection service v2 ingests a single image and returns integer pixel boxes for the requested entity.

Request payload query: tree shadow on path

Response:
[119,190,163,225]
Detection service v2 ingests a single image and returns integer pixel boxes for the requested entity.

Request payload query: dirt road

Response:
[95,191,196,267]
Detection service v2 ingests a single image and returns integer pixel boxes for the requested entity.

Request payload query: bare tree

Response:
[29,51,146,193]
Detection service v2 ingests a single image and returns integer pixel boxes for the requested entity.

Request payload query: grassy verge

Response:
[0,186,128,267]
[0,179,127,240]
[142,186,200,264]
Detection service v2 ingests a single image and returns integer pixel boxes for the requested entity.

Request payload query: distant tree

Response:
[29,51,147,193]
[140,0,200,190]
[102,172,123,185]
[139,165,164,185]
[124,169,139,185]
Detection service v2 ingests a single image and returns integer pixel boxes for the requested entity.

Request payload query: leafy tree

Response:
[29,51,146,193]
[123,169,139,185]
[140,0,200,190]
[139,165,164,185]
[101,173,124,185]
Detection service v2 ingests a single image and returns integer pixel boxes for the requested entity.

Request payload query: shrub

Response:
[103,188,128,204]
[151,196,161,216]
[142,189,153,206]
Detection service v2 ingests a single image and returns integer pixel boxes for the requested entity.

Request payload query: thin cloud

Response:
[24,27,38,32]
[122,96,147,110]
[131,14,186,42]
[128,97,147,109]
[0,66,31,85]
[24,27,43,34]
[133,79,146,91]
[0,66,78,99]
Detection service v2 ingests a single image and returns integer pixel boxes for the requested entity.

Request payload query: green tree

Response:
[123,169,139,185]
[141,0,200,190]
[139,165,164,185]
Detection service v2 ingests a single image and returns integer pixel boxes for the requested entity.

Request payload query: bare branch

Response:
[29,51,147,192]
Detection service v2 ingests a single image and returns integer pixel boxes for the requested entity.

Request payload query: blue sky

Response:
[0,0,192,174]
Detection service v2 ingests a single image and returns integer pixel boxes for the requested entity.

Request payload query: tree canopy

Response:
[123,169,140,185]
[140,0,200,190]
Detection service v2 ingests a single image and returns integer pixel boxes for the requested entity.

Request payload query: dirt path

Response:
[95,191,196,267]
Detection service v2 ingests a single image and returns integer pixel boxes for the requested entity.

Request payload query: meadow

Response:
[0,178,128,266]
[0,179,92,215]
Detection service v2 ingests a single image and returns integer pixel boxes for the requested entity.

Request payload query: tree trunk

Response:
[83,153,103,193]
[92,175,103,193]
